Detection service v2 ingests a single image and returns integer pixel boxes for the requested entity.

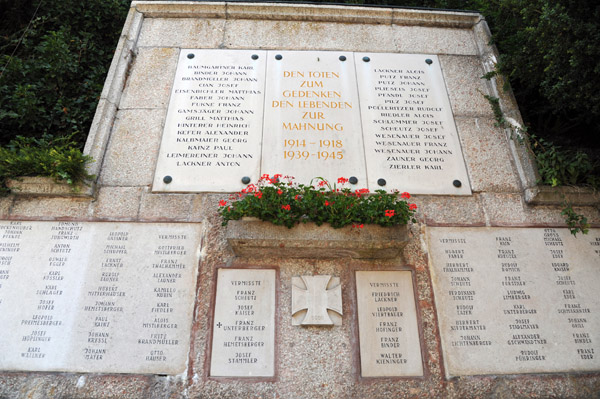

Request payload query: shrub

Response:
[0,0,130,147]
[0,134,94,195]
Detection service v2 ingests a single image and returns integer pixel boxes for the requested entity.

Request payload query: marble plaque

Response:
[210,269,276,377]
[356,271,423,377]
[153,49,267,192]
[355,53,471,194]
[262,51,367,186]
[427,227,600,377]
[0,221,201,374]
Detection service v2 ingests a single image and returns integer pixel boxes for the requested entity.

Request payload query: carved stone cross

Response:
[291,275,342,326]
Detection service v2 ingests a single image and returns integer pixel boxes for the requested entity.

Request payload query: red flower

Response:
[244,184,257,193]
[294,194,301,201]
[271,173,282,183]
[325,200,331,206]
[337,177,349,184]
[401,192,411,199]
[354,188,370,197]
[277,189,283,195]
[219,200,227,207]
[353,223,364,229]
[254,191,263,199]
[409,203,417,211]
[385,209,395,218]
[261,173,270,180]
[281,204,291,211]
[318,180,328,187]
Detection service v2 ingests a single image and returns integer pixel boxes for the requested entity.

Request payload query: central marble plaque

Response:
[153,49,472,194]
[261,51,367,185]
[356,271,423,377]
[0,221,201,374]
[210,268,276,377]
[427,227,600,377]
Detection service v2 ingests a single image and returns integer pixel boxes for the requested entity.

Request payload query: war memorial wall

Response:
[0,2,598,398]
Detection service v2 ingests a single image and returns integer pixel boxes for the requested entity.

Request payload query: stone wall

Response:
[0,2,598,398]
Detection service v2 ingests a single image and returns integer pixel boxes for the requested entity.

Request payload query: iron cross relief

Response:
[291,275,342,326]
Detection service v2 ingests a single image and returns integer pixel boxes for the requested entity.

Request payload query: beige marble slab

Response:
[153,49,267,192]
[261,50,367,187]
[356,271,423,377]
[210,268,276,377]
[427,227,600,377]
[355,53,471,194]
[0,221,202,374]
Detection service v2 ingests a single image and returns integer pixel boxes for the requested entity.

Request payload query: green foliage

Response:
[218,175,418,229]
[561,201,590,237]
[483,94,595,236]
[0,134,95,194]
[0,0,130,147]
[531,136,598,188]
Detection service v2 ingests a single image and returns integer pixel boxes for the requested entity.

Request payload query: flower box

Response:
[226,218,409,259]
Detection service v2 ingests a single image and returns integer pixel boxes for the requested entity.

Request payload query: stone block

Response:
[84,98,118,179]
[6,177,93,198]
[222,19,396,52]
[420,195,485,226]
[133,1,227,19]
[100,109,166,187]
[137,17,226,48]
[119,47,179,109]
[93,186,143,220]
[0,197,12,218]
[226,2,392,25]
[139,191,194,221]
[392,8,480,28]
[394,26,478,55]
[455,117,521,193]
[439,55,494,118]
[479,193,593,226]
[10,197,92,220]
[525,185,600,207]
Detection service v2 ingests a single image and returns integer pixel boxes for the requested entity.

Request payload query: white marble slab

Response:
[356,271,423,377]
[261,51,367,187]
[355,53,471,194]
[427,227,600,377]
[153,49,267,192]
[0,221,202,374]
[210,269,276,377]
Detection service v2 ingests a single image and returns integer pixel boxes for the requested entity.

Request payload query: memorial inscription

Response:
[153,49,267,192]
[427,227,600,377]
[262,51,367,185]
[0,221,201,374]
[356,271,423,377]
[355,54,471,194]
[153,49,472,194]
[210,268,276,377]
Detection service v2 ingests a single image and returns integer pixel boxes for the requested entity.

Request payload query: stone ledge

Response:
[525,185,600,206]
[226,218,409,259]
[132,1,480,27]
[6,177,94,198]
